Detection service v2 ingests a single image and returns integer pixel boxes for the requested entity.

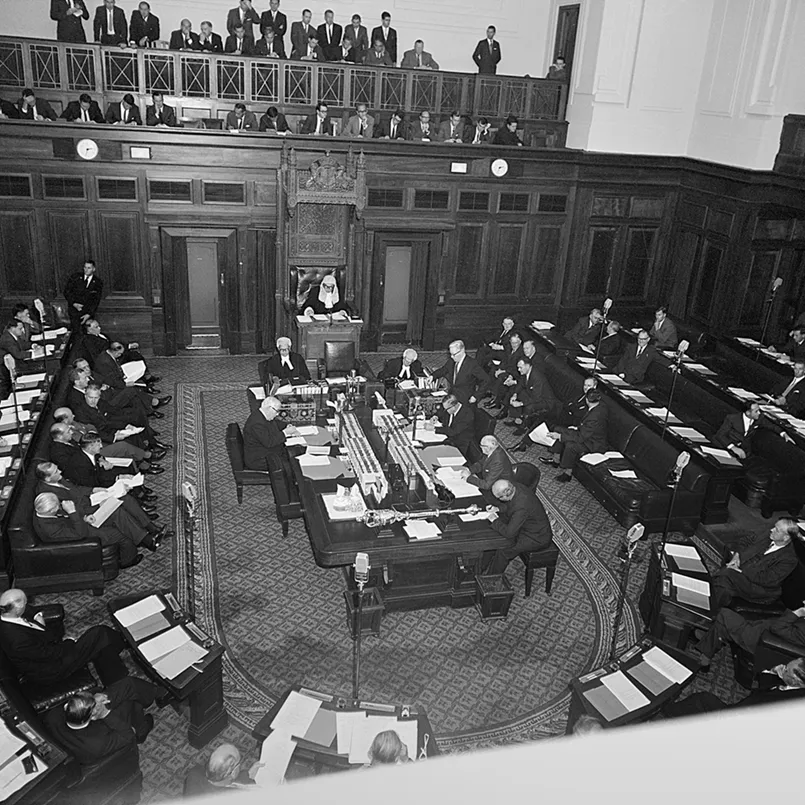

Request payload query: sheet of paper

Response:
[601,670,650,711]
[626,660,674,696]
[0,409,30,425]
[736,337,760,346]
[728,387,760,400]
[249,386,267,400]
[103,456,134,468]
[0,389,41,407]
[255,729,296,786]
[296,315,312,324]
[297,454,331,466]
[620,389,653,403]
[404,520,442,539]
[599,374,629,387]
[579,453,607,466]
[302,708,337,748]
[270,691,322,736]
[127,612,171,643]
[530,320,554,330]
[0,752,47,797]
[664,544,706,573]
[90,496,123,527]
[348,715,405,764]
[139,624,191,662]
[671,573,710,596]
[459,511,489,521]
[610,469,638,479]
[407,430,447,444]
[670,427,708,442]
[152,640,208,679]
[336,711,367,755]
[398,380,416,390]
[295,425,319,436]
[435,456,467,467]
[0,456,12,476]
[0,718,26,761]
[528,421,558,447]
[642,646,692,685]
[685,363,717,376]
[646,407,681,423]
[285,436,307,446]
[675,587,710,611]
[581,685,628,722]
[700,446,742,465]
[114,594,166,628]
[16,373,46,385]
[121,360,146,383]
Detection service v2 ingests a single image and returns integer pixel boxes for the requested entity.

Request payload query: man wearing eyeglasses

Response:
[431,340,489,406]
[615,329,656,385]
[242,397,299,470]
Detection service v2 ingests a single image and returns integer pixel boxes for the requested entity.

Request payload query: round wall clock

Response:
[76,138,99,160]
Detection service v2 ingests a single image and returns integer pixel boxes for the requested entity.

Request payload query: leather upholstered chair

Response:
[322,341,357,377]
[287,266,347,314]
[225,423,272,503]
[266,454,303,538]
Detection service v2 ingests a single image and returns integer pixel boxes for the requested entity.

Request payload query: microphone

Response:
[627,523,645,544]
[669,451,690,486]
[677,339,690,356]
[354,552,370,588]
[772,277,783,292]
[3,354,16,380]
[602,298,613,315]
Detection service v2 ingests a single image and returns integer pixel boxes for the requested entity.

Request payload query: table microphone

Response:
[3,354,16,381]
[668,451,690,486]
[354,552,370,589]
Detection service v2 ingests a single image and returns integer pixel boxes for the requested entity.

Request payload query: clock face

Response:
[491,158,509,177]
[76,138,99,160]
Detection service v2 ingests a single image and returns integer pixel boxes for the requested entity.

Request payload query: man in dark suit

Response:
[436,394,475,458]
[709,519,799,610]
[541,389,608,482]
[487,332,524,411]
[769,360,805,418]
[713,401,790,460]
[45,676,165,766]
[169,19,200,50]
[345,14,369,64]
[772,327,805,363]
[94,342,170,414]
[475,317,517,371]
[373,110,406,140]
[507,358,559,433]
[565,308,604,346]
[61,93,105,123]
[17,89,57,121]
[0,98,20,119]
[93,0,127,45]
[64,259,102,328]
[378,349,424,383]
[198,20,224,52]
[225,103,258,131]
[129,0,159,45]
[105,93,141,125]
[184,744,259,796]
[300,102,331,135]
[0,588,127,686]
[51,0,90,43]
[226,0,260,38]
[225,23,255,56]
[371,12,397,64]
[254,27,286,57]
[472,26,501,74]
[365,40,393,67]
[145,91,176,127]
[290,9,316,56]
[259,106,290,133]
[291,31,325,61]
[258,337,310,386]
[242,397,293,470]
[464,435,513,492]
[468,117,492,144]
[317,9,343,61]
[431,340,490,405]
[485,479,554,574]
[260,0,287,51]
[492,115,522,146]
[597,320,624,367]
[615,330,656,384]
[649,305,678,349]
[0,321,29,361]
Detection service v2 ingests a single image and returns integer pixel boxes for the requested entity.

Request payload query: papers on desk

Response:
[311,314,329,321]
[249,385,266,400]
[576,357,605,371]
[434,455,466,467]
[0,389,41,407]
[728,387,760,401]
[404,520,442,541]
[15,373,46,386]
[599,374,629,387]
[642,646,692,684]
[700,445,741,466]
[398,379,416,390]
[296,315,312,323]
[30,344,56,358]
[672,573,711,610]
[406,429,447,444]
[685,363,717,376]
[0,457,13,477]
[0,409,30,426]
[620,389,653,404]
[435,467,481,498]
[645,407,681,424]
[297,454,331,467]
[272,690,322,735]
[0,748,47,798]
[285,436,307,446]
[0,434,19,447]
[336,711,366,754]
[528,422,558,447]
[664,543,705,573]
[295,426,319,436]
[114,594,165,628]
[626,660,674,696]
[670,426,709,443]
[737,337,761,347]
[601,670,650,711]
[610,469,638,479]
[530,320,554,330]
[460,510,490,522]
[255,729,296,787]
[321,491,367,522]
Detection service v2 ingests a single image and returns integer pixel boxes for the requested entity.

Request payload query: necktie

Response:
[86,275,91,287]
[328,25,332,41]
[489,40,493,53]
[239,116,243,130]
[390,123,396,138]
[107,9,114,34]
[123,107,128,123]
[82,108,89,122]
[453,361,459,384]
[448,412,454,427]
[636,347,643,358]
[473,128,480,144]
[417,53,421,67]
[316,118,321,134]
[780,377,800,398]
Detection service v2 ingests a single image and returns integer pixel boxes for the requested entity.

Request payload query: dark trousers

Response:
[550,430,587,470]
[90,523,138,566]
[694,608,769,659]
[60,625,127,686]
[711,568,778,610]
[104,676,158,739]
[663,692,727,718]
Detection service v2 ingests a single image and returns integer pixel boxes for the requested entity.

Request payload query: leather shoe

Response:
[155,689,173,709]
[141,485,155,496]
[539,457,558,467]
[143,465,165,475]
[121,554,144,569]
[511,443,527,453]
[146,374,162,384]
[556,472,572,483]
[150,429,161,437]
[155,395,172,408]
[513,427,527,436]
[148,410,165,419]
[149,448,167,461]
[151,442,172,451]
[140,502,158,514]
[147,511,160,521]
[136,714,154,744]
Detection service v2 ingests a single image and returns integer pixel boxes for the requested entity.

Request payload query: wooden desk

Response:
[108,591,228,748]
[295,316,362,361]
[290,407,510,611]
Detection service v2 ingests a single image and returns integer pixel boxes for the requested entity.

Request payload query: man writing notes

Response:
[242,397,299,470]
[431,340,489,405]
[484,480,555,574]
[434,394,475,458]
[461,435,513,493]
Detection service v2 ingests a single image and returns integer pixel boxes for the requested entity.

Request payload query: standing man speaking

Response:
[64,260,103,329]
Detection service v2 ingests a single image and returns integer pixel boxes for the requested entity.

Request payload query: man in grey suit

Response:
[401,40,439,69]
[463,436,514,492]
[343,104,375,138]
[290,9,315,55]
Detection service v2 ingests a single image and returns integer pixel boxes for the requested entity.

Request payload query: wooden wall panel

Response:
[0,212,36,295]
[491,224,525,296]
[46,210,92,292]
[97,212,142,296]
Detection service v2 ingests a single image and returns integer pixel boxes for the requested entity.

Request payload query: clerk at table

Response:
[378,348,425,382]
[242,397,299,470]
[302,276,350,317]
[0,320,30,361]
[434,394,475,457]
[769,326,805,363]
[258,337,310,386]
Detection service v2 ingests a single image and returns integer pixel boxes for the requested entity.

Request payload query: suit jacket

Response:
[226,6,260,38]
[467,125,492,144]
[258,352,310,385]
[343,114,375,138]
[76,332,110,365]
[773,375,805,418]
[735,539,798,594]
[373,116,406,140]
[259,112,290,132]
[37,478,95,516]
[516,368,559,416]
[93,4,127,43]
[17,98,58,121]
[129,10,159,44]
[401,49,439,70]
[597,333,623,366]
[472,38,501,74]
[576,403,609,453]
[344,24,369,60]
[650,318,678,349]
[467,446,513,491]
[370,25,397,63]
[492,127,521,146]
[317,22,343,60]
[615,344,656,384]
[490,481,553,551]
[75,398,130,441]
[44,702,135,767]
[300,113,331,135]
[0,99,20,119]
[437,404,475,456]
[260,9,287,41]
[290,21,316,55]
[254,37,286,58]
[365,48,393,67]
[61,99,104,123]
[0,618,90,684]
[58,447,116,488]
[197,32,223,52]
[0,331,26,361]
[780,338,805,363]
[713,412,782,456]
[565,316,603,346]
[104,102,141,125]
[378,357,424,381]
[225,34,255,55]
[51,0,89,43]
[63,271,103,318]
[242,410,285,470]
[33,510,88,544]
[436,119,469,143]
[169,29,201,50]
[225,110,258,130]
[291,43,325,61]
[432,355,490,405]
[93,351,127,389]
[145,103,177,127]
[408,121,434,141]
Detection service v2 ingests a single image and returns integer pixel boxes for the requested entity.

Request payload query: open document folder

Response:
[138,625,208,679]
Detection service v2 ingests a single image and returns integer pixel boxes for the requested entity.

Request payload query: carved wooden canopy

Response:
[282,146,366,217]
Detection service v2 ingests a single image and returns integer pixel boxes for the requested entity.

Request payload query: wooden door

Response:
[554,4,580,73]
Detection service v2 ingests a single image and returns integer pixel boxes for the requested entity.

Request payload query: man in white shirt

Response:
[769,360,805,417]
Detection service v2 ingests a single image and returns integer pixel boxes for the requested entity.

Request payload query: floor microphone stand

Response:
[757,284,779,361]
[351,558,369,702]
[609,523,643,661]
[661,356,683,442]
[659,467,684,558]
[8,370,24,479]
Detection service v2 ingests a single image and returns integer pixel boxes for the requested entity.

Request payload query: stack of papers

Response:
[530,320,554,330]
[728,387,760,401]
[599,374,629,387]
[700,445,741,466]
[645,407,681,424]
[0,389,41,407]
[0,457,13,476]
[610,469,638,479]
[685,363,717,376]
[404,520,442,541]
[626,660,673,695]
[579,451,623,465]
[297,454,331,467]
[528,422,558,447]
[671,573,711,610]
[435,467,480,498]
[406,428,447,444]
[249,386,267,400]
[669,426,709,443]
[664,543,705,573]
[736,337,760,347]
[121,360,146,384]
[620,389,653,404]
[600,670,650,713]
[15,373,46,386]
[0,409,31,426]
[139,625,208,679]
[113,595,171,643]
[642,646,692,684]
[434,455,466,467]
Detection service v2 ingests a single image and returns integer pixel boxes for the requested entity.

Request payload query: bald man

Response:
[461,435,514,492]
[183,743,261,796]
[258,336,310,386]
[0,588,127,685]
[484,479,554,574]
[379,348,425,382]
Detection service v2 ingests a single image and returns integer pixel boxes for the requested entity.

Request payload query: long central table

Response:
[290,406,510,612]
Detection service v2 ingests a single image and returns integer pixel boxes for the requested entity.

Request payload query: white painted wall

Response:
[10,0,557,76]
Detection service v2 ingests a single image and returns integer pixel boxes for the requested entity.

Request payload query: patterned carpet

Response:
[35,353,745,801]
